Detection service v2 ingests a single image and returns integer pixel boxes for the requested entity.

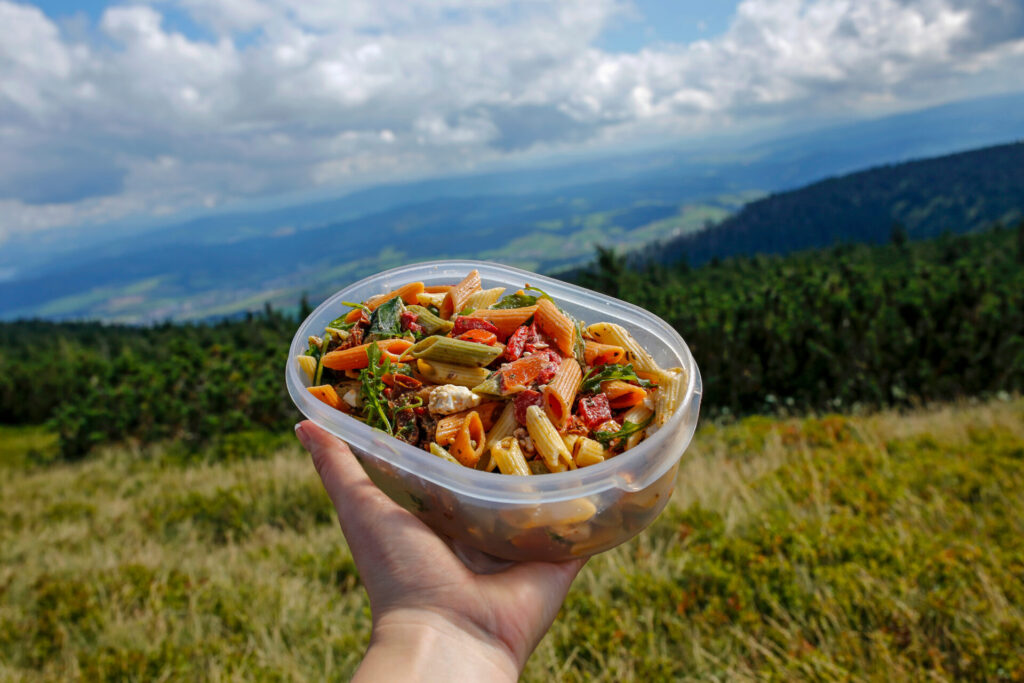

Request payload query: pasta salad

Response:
[297,270,685,475]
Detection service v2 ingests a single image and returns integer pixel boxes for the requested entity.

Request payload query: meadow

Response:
[2,399,1022,681]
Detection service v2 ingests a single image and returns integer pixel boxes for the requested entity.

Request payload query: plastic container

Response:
[286,260,702,561]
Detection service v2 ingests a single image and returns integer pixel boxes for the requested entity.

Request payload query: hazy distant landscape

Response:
[2,92,1023,323]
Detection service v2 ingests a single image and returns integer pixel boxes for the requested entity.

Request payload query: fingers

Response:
[295,420,401,547]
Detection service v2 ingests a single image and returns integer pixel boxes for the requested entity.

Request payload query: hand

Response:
[295,420,588,681]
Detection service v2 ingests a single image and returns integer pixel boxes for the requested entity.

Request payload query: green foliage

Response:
[573,224,1024,418]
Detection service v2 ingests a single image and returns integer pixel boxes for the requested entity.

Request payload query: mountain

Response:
[649,142,1024,267]
[2,91,1024,322]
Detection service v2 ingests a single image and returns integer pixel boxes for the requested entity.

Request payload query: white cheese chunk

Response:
[428,384,482,415]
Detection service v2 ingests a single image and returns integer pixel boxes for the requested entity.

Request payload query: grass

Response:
[2,400,1023,680]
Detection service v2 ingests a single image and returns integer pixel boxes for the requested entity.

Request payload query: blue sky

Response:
[1,0,1023,241]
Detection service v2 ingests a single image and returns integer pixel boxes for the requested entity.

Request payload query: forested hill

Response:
[651,141,1024,266]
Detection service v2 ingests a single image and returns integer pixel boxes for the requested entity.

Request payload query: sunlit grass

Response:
[2,400,1023,680]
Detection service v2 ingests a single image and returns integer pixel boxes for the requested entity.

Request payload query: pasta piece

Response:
[482,403,518,471]
[308,384,345,411]
[543,357,582,431]
[463,287,505,312]
[525,405,575,473]
[585,322,661,377]
[408,335,503,367]
[500,497,597,529]
[583,340,626,366]
[434,402,504,445]
[620,403,654,450]
[322,339,414,371]
[416,359,490,388]
[490,436,531,476]
[424,285,452,294]
[296,355,317,382]
[601,380,648,410]
[653,368,686,430]
[471,306,537,340]
[440,270,482,319]
[430,442,460,465]
[573,437,606,467]
[416,292,447,309]
[405,305,453,334]
[450,411,485,467]
[562,434,582,453]
[534,298,575,356]
[344,282,426,322]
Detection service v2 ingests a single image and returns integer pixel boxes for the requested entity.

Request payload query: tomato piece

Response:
[451,316,499,337]
[457,329,498,345]
[514,389,544,425]
[577,393,612,431]
[400,310,424,334]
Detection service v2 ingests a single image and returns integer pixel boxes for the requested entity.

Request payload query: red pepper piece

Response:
[577,393,613,431]
[504,324,530,361]
[451,316,499,337]
[400,310,424,334]
[514,389,544,425]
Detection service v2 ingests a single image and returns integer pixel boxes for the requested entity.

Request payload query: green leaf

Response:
[593,415,653,446]
[366,296,405,341]
[358,343,393,434]
[490,285,554,310]
[579,363,652,394]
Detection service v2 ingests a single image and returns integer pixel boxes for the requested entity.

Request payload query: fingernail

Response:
[294,422,307,444]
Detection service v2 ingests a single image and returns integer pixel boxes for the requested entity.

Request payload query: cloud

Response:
[0,0,1023,240]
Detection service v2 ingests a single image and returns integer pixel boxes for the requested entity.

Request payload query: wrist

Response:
[354,608,520,682]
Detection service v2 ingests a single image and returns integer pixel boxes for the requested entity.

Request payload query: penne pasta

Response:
[450,410,485,467]
[322,339,414,371]
[296,354,317,382]
[416,359,490,388]
[408,335,503,367]
[601,380,648,410]
[525,405,575,473]
[440,270,482,319]
[621,403,654,449]
[584,340,626,366]
[463,287,505,312]
[471,306,537,340]
[307,384,345,411]
[543,357,582,431]
[406,305,454,334]
[653,368,686,430]
[416,292,447,309]
[573,437,606,468]
[430,442,460,465]
[490,436,531,476]
[482,402,518,471]
[434,401,504,445]
[534,298,575,356]
[585,322,661,377]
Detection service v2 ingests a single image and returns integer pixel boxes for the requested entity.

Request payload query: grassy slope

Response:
[2,400,1023,680]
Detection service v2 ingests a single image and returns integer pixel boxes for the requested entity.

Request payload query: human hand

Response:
[295,420,588,682]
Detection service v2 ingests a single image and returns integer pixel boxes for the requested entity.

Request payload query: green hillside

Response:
[652,142,1024,266]
[2,400,1022,679]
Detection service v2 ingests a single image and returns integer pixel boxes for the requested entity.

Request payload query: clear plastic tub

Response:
[286,260,702,561]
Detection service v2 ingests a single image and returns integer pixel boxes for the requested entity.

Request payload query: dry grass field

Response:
[2,399,1023,680]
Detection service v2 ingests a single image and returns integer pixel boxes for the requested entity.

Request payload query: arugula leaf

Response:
[490,285,555,309]
[579,363,653,394]
[328,301,370,328]
[358,343,393,434]
[593,415,653,446]
[367,296,405,341]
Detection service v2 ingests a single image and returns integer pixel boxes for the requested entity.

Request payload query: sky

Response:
[1,0,1023,244]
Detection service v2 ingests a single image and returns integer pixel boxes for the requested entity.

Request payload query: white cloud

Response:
[0,0,1023,241]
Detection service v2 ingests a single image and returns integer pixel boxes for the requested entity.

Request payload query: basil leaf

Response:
[359,343,393,434]
[594,416,653,446]
[579,363,652,394]
[491,292,538,309]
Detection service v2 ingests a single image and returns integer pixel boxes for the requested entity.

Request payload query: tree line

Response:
[1,223,1021,460]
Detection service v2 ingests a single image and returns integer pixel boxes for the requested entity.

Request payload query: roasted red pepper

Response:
[451,316,499,337]
[504,324,530,361]
[514,389,544,425]
[577,393,612,431]
[400,310,424,334]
